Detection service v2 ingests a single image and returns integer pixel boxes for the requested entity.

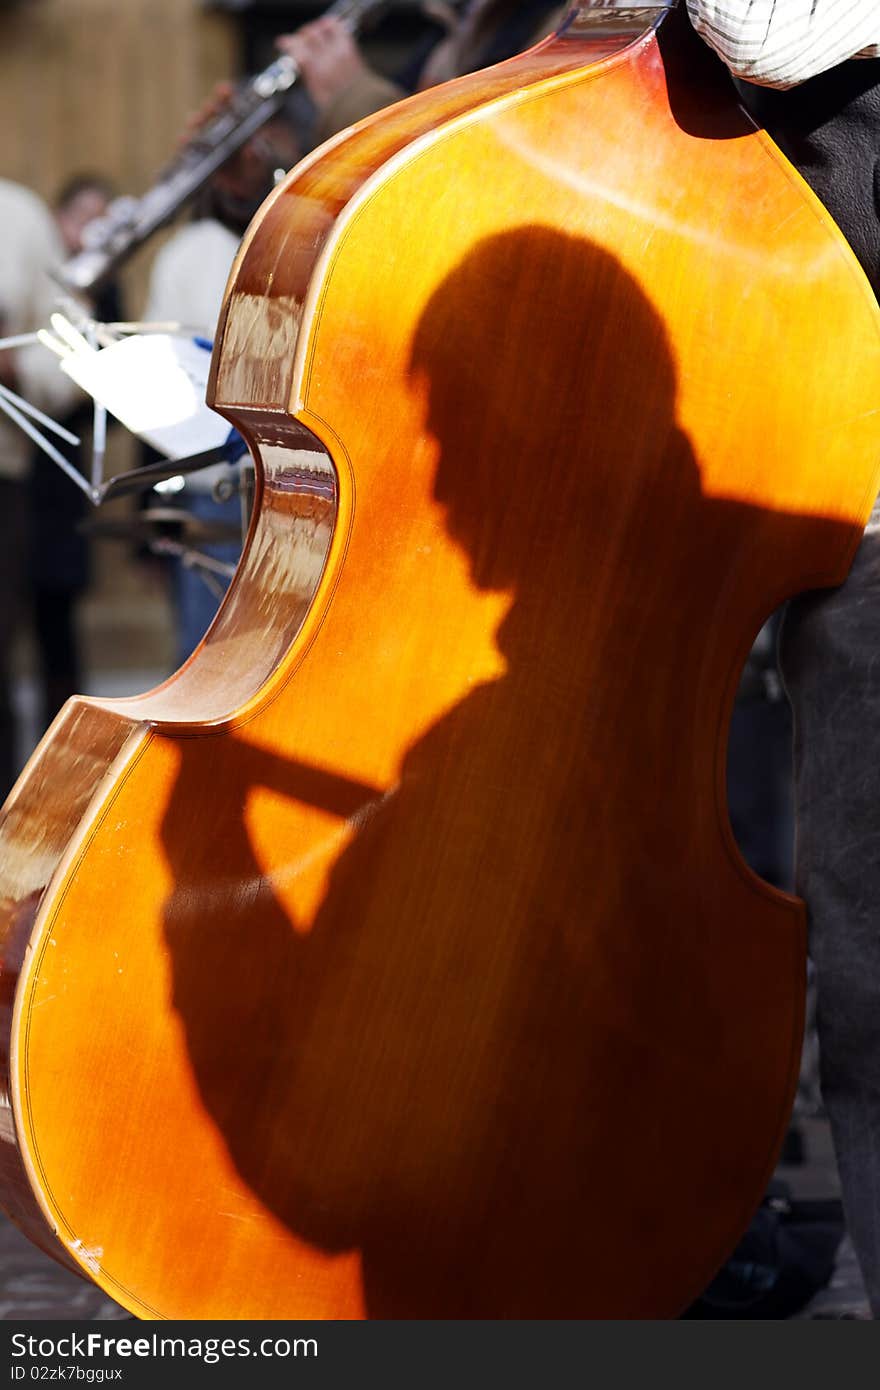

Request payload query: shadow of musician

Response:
[160,227,851,1316]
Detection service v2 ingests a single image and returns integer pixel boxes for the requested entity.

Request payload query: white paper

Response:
[60,334,230,460]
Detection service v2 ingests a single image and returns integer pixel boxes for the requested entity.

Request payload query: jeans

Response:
[174,491,243,665]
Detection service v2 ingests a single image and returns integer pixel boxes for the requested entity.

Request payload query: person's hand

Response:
[277,17,372,114]
[180,81,236,147]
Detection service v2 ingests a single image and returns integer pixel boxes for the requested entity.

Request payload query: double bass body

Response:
[0,5,879,1317]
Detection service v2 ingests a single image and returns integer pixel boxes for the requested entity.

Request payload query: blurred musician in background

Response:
[278,0,567,143]
[0,179,79,794]
[28,176,121,739]
[159,1,567,660]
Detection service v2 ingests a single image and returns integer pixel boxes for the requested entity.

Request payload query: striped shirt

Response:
[686,1,880,88]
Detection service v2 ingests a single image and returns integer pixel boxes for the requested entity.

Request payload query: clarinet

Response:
[60,0,387,294]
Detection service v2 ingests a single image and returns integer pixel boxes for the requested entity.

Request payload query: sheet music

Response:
[59,333,231,460]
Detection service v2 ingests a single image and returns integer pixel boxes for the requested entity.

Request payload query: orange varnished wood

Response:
[0,700,138,1267]
[2,6,880,1317]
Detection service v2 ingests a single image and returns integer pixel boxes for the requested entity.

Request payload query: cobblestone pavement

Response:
[0,1220,129,1321]
[0,1118,870,1320]
[782,1120,872,1320]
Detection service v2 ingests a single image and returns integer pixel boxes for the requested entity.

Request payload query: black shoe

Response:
[780,1124,806,1166]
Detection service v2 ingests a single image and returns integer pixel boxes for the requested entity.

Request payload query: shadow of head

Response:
[409,226,691,595]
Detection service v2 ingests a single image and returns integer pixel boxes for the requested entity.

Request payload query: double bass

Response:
[1,2,879,1317]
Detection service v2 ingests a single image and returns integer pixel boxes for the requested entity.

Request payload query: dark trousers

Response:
[0,478,26,799]
[32,586,81,733]
[780,495,880,1316]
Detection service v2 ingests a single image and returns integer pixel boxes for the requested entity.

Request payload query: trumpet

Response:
[60,0,388,294]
